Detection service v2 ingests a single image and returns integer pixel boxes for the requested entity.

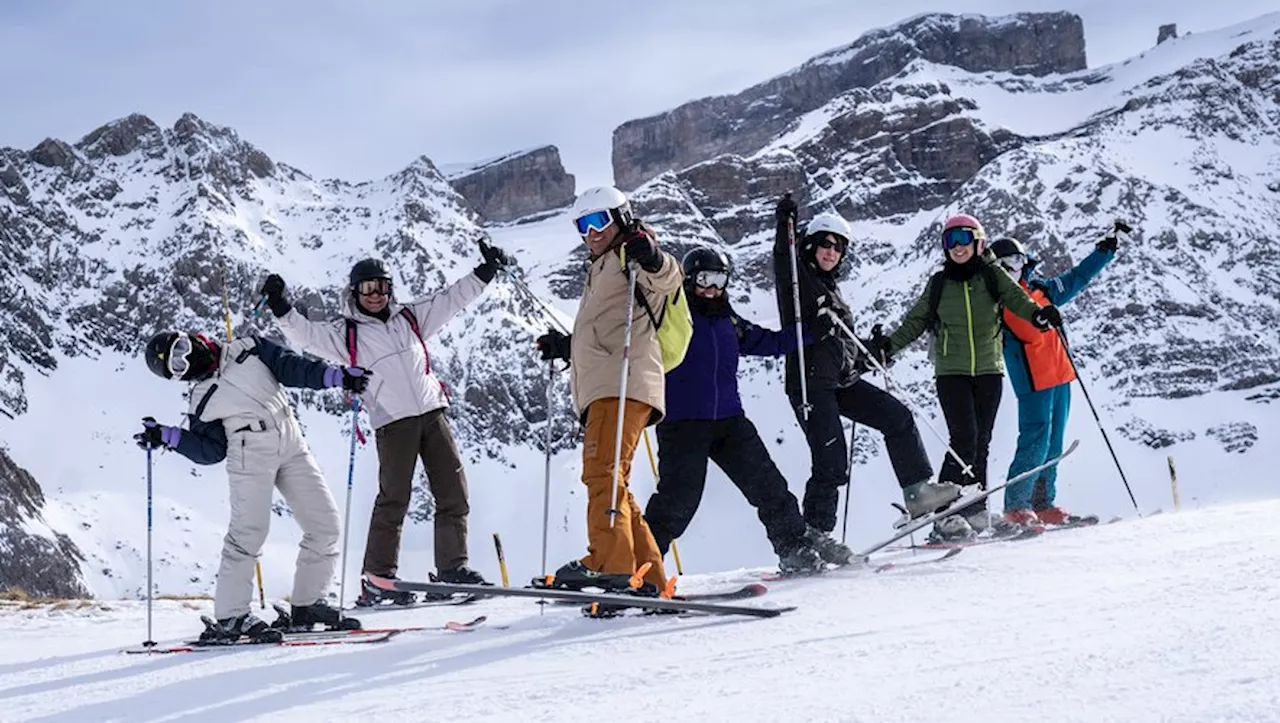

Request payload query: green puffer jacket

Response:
[887,254,1041,377]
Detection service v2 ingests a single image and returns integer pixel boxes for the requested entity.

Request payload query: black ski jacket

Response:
[772,215,862,397]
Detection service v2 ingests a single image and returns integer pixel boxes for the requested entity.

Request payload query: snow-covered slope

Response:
[2,501,1279,722]
[1,11,1278,604]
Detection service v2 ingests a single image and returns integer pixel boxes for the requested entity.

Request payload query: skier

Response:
[535,185,680,595]
[989,229,1118,526]
[259,238,511,605]
[136,329,370,642]
[643,247,824,574]
[773,195,960,564]
[875,214,1059,541]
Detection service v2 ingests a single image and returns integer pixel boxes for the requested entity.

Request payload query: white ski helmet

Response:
[804,212,853,244]
[571,185,633,235]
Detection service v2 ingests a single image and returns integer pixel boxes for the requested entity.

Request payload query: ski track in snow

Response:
[2,501,1279,722]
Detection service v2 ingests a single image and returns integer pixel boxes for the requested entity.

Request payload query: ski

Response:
[122,616,489,654]
[365,574,793,619]
[873,546,964,572]
[345,593,480,613]
[546,583,768,606]
[854,440,1079,560]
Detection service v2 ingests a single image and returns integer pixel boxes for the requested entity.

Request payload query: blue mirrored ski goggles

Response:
[574,210,614,236]
[943,227,982,249]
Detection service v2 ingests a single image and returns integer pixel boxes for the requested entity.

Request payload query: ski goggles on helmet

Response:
[356,279,392,297]
[574,210,615,236]
[167,333,195,378]
[999,253,1028,276]
[692,270,729,289]
[943,227,983,249]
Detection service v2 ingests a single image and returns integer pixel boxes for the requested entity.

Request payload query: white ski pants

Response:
[213,419,341,620]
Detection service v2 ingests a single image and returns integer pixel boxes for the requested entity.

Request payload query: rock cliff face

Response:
[0,447,89,599]
[446,146,575,223]
[612,12,1087,190]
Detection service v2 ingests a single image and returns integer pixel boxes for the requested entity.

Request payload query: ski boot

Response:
[967,507,1034,539]
[777,543,825,576]
[432,565,491,585]
[273,600,361,632]
[1004,509,1040,527]
[804,525,855,566]
[536,560,635,592]
[897,479,964,527]
[928,514,975,543]
[198,612,283,645]
[1034,506,1097,527]
[355,573,416,607]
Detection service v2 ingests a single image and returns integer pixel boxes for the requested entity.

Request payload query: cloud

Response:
[1,0,1274,191]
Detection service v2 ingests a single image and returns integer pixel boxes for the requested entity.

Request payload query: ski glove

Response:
[324,366,372,394]
[1097,219,1131,253]
[535,328,572,362]
[135,417,180,450]
[864,323,893,367]
[259,273,292,317]
[776,194,798,224]
[474,238,512,283]
[1032,304,1064,331]
[621,228,663,273]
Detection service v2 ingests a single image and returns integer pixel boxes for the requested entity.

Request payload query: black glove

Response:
[1097,220,1130,253]
[134,417,179,450]
[622,228,662,273]
[535,328,572,362]
[866,323,893,367]
[1032,304,1064,330]
[259,273,291,317]
[776,193,798,224]
[474,238,511,283]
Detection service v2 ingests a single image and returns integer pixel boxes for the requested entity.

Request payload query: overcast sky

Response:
[1,1,1274,189]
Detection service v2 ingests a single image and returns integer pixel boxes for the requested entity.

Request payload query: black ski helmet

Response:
[144,331,180,380]
[349,258,392,289]
[988,237,1026,260]
[682,246,732,283]
[144,330,218,381]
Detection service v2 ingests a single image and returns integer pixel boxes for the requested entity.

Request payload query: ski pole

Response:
[642,429,683,574]
[492,533,511,588]
[222,268,267,608]
[336,396,361,614]
[1058,329,1141,514]
[785,197,811,421]
[607,263,640,529]
[143,446,156,649]
[819,308,976,480]
[540,359,554,580]
[503,269,571,335]
[840,423,854,545]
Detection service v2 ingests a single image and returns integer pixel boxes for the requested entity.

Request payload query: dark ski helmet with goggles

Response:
[349,258,394,301]
[682,246,732,291]
[144,331,220,382]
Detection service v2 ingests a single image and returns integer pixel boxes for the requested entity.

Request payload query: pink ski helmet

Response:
[942,214,986,254]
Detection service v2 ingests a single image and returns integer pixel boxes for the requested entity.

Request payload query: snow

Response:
[437,146,549,181]
[3,501,1280,721]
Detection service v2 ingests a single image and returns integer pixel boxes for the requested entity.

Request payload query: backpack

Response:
[926,263,1004,335]
[633,284,693,372]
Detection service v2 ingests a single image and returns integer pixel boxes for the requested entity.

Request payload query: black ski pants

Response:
[791,379,933,532]
[645,415,806,557]
[934,374,1004,512]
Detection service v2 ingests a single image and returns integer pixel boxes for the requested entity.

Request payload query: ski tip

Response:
[743,583,768,595]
